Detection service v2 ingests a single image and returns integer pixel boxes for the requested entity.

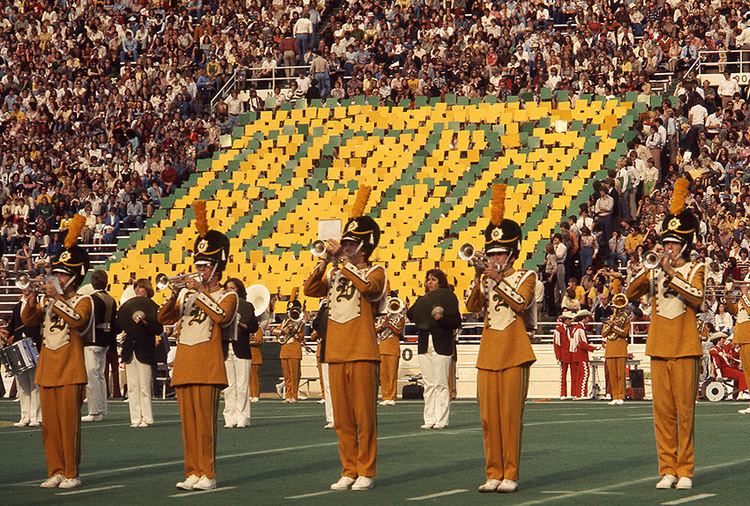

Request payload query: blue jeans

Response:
[314,72,330,98]
[295,34,310,62]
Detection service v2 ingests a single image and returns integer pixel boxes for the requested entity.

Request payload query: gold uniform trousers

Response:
[40,384,84,478]
[281,358,301,401]
[249,364,262,398]
[176,385,221,479]
[650,357,700,478]
[379,355,399,401]
[605,357,626,401]
[478,366,530,481]
[329,361,378,478]
[740,345,750,390]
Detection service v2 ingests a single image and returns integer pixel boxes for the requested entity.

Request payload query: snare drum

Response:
[0,338,39,377]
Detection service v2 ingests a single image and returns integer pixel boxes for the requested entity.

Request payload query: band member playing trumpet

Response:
[272,293,304,403]
[304,185,387,491]
[465,185,536,494]
[726,284,750,414]
[222,278,258,427]
[377,291,404,406]
[603,293,631,405]
[625,178,704,490]
[22,215,92,489]
[2,282,42,427]
[120,279,163,427]
[157,200,238,491]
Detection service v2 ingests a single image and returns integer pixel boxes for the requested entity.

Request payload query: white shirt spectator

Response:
[293,17,313,36]
[717,75,740,98]
[688,103,708,126]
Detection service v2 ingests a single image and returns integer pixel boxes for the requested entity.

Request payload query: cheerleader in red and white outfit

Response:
[570,310,599,399]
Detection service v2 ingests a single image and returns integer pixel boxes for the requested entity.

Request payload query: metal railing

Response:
[697,50,750,84]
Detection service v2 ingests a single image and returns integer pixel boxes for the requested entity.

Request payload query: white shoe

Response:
[378,400,389,406]
[420,423,434,429]
[176,474,201,490]
[58,477,81,489]
[192,476,217,490]
[29,421,40,427]
[40,474,64,488]
[288,398,297,404]
[130,423,140,428]
[137,421,148,428]
[224,422,236,428]
[324,422,334,429]
[615,399,624,405]
[676,477,692,489]
[656,474,678,489]
[387,400,396,406]
[559,396,566,400]
[497,479,518,493]
[738,407,750,414]
[351,476,374,490]
[330,476,356,490]
[14,421,29,427]
[433,424,448,429]
[250,397,259,403]
[81,414,103,422]
[607,400,617,405]
[318,398,326,404]
[478,479,502,493]
[236,423,248,428]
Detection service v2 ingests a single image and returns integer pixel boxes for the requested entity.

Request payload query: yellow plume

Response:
[669,178,689,215]
[64,214,86,249]
[490,184,506,226]
[290,287,298,301]
[193,200,208,237]
[350,185,372,218]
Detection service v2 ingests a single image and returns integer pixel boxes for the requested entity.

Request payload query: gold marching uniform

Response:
[724,293,750,413]
[158,201,238,485]
[249,328,264,399]
[304,185,386,485]
[602,294,630,403]
[277,317,303,402]
[23,215,92,485]
[625,179,703,484]
[377,313,404,402]
[466,184,536,491]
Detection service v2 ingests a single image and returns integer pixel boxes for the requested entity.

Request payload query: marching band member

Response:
[724,285,750,413]
[272,293,304,403]
[120,279,162,428]
[222,278,259,427]
[82,269,118,422]
[22,215,92,489]
[311,298,334,428]
[625,178,704,490]
[250,324,265,403]
[408,271,461,429]
[377,291,404,406]
[157,200,238,491]
[304,185,387,491]
[2,283,42,427]
[603,293,631,405]
[465,185,536,494]
[552,310,576,400]
[570,310,598,399]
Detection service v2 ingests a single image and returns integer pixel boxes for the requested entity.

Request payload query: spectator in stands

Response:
[126,193,144,229]
[14,239,32,274]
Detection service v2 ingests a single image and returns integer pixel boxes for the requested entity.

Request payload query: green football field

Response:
[1,399,748,505]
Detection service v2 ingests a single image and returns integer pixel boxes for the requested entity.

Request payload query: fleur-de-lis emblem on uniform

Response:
[346,221,358,233]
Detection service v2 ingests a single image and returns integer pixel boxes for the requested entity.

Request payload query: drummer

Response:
[1,282,42,427]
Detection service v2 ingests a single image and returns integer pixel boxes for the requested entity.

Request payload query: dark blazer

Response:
[89,290,118,348]
[224,300,258,360]
[407,291,462,356]
[312,304,329,362]
[122,298,163,366]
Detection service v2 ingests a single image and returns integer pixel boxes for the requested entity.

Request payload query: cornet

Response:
[15,273,44,291]
[642,250,661,270]
[155,272,203,291]
[311,240,329,259]
[458,243,489,266]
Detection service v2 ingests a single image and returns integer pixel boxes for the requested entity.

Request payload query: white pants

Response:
[16,367,41,424]
[223,349,251,426]
[321,362,333,424]
[84,345,109,416]
[125,358,153,424]
[418,352,452,427]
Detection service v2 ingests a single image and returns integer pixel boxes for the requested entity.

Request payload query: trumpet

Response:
[155,272,203,291]
[458,242,495,269]
[643,250,661,270]
[15,273,45,291]
[311,240,328,259]
[273,308,306,344]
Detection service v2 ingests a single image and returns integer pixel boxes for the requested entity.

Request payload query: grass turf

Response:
[0,399,748,505]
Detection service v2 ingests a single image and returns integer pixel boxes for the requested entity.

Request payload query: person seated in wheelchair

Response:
[708,332,747,397]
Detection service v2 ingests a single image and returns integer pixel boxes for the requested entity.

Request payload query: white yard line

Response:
[285,491,335,499]
[661,494,716,505]
[169,486,237,498]
[407,489,469,501]
[56,485,125,496]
